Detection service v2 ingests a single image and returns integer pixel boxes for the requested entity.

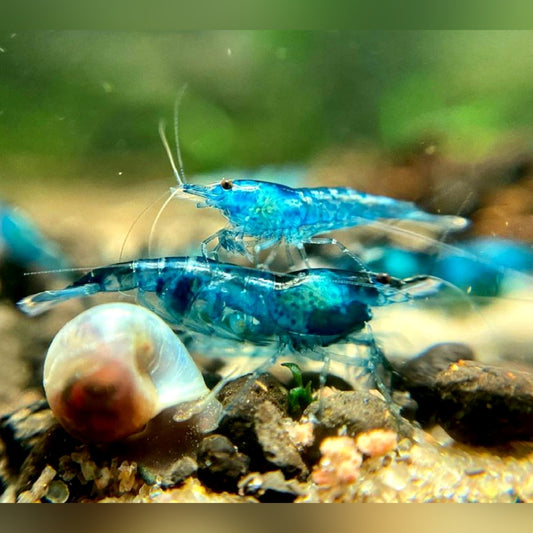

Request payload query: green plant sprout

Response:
[281,362,314,415]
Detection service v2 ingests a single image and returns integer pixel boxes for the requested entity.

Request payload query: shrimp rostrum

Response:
[18,257,444,396]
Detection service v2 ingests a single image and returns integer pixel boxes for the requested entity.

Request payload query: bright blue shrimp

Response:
[17,256,444,396]
[156,99,469,268]
[178,179,469,265]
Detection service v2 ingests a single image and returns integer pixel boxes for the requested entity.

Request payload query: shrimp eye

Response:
[375,273,391,284]
[220,179,233,190]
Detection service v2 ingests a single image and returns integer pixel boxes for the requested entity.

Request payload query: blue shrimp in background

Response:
[351,234,533,365]
[0,202,70,271]
[333,237,533,299]
[0,201,72,302]
[17,256,445,398]
[433,238,533,296]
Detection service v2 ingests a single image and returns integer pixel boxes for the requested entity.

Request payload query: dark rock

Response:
[138,456,198,488]
[164,456,198,487]
[433,360,533,445]
[304,390,413,442]
[238,470,309,503]
[216,373,288,463]
[254,401,308,479]
[398,342,475,387]
[391,391,419,422]
[395,343,475,426]
[217,373,288,415]
[216,374,310,477]
[0,400,58,480]
[196,434,250,492]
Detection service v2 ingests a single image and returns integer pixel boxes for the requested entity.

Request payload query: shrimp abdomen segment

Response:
[297,187,468,238]
[269,270,373,342]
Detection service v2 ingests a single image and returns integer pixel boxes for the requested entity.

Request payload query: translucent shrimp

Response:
[17,257,446,402]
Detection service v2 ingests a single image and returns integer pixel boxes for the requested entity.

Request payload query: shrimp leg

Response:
[203,228,255,263]
[295,242,311,269]
[306,236,369,271]
[254,236,290,269]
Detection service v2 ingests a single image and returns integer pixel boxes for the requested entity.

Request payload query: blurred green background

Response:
[2,30,533,186]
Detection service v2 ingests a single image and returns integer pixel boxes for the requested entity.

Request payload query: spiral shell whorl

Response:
[44,302,210,442]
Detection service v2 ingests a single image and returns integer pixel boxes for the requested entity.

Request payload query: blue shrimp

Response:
[0,201,70,272]
[17,256,444,398]
[156,101,469,269]
[179,180,468,265]
[0,201,72,302]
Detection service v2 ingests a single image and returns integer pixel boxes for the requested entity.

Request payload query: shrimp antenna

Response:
[23,266,101,276]
[173,84,188,184]
[159,120,184,186]
[159,85,189,186]
[148,187,182,257]
[119,189,171,262]
[152,86,189,254]
[407,274,496,349]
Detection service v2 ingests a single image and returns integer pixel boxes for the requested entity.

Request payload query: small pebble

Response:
[16,464,56,503]
[312,436,362,487]
[117,461,137,493]
[238,470,309,503]
[379,463,410,492]
[355,429,398,458]
[44,479,70,503]
[284,420,315,450]
[139,456,198,488]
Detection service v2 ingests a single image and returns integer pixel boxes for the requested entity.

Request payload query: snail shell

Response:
[44,302,220,442]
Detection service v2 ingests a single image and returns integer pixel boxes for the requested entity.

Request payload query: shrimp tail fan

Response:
[17,284,100,316]
[399,276,445,301]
